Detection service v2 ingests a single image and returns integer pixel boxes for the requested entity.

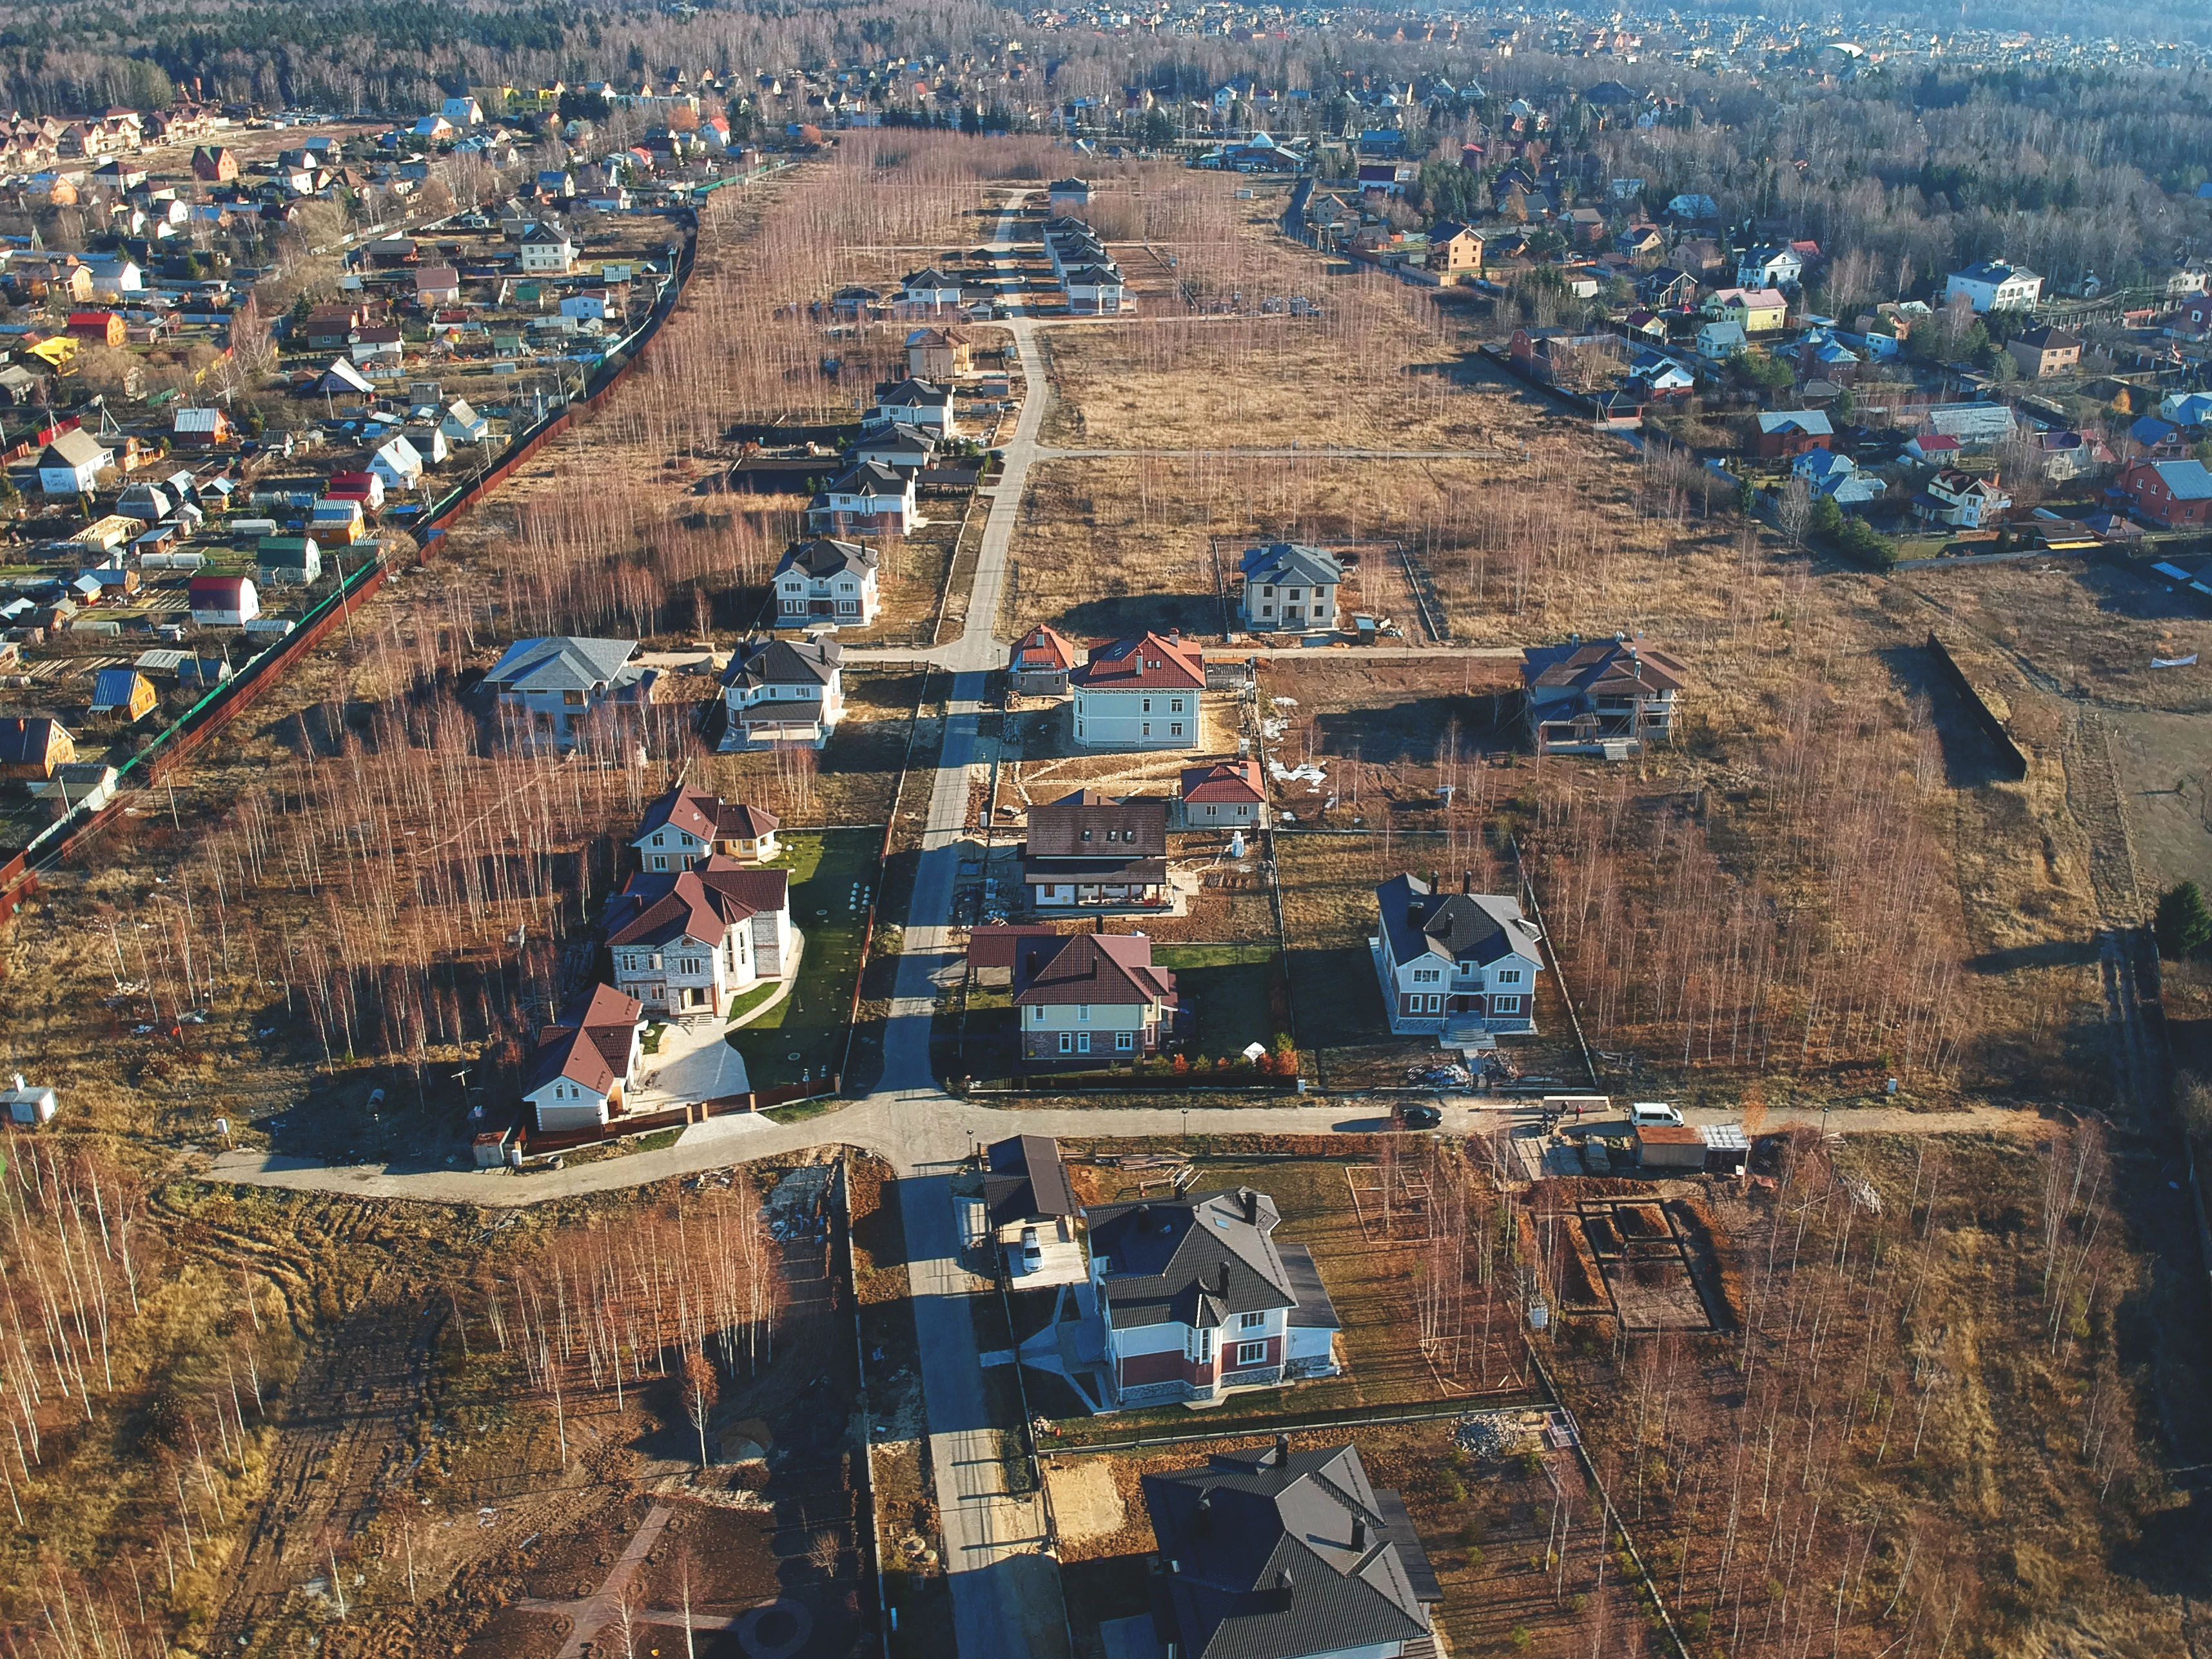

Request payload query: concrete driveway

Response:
[632,1016,749,1108]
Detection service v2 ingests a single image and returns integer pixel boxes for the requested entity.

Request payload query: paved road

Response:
[199,1097,2040,1209]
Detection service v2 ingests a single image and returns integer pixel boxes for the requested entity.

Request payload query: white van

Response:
[1630,1102,1685,1128]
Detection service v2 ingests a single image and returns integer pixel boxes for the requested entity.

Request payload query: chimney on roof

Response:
[1351,1517,1367,1551]
[1273,1433,1291,1466]
[1217,1262,1231,1297]
[1195,1494,1213,1532]
[1242,1187,1258,1223]
[1462,870,1473,896]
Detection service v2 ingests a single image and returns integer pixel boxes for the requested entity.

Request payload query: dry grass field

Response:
[0,1159,871,1659]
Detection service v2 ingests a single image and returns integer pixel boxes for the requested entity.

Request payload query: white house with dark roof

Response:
[870,377,955,437]
[1944,260,2042,313]
[1238,542,1343,633]
[773,536,880,625]
[1373,872,1543,1041]
[1062,262,1127,314]
[1143,1440,1440,1659]
[482,636,651,749]
[806,460,916,536]
[525,984,647,1132]
[518,220,576,274]
[899,268,963,309]
[1084,1187,1340,1406]
[853,422,936,475]
[1048,177,1093,213]
[721,635,845,749]
[631,784,779,870]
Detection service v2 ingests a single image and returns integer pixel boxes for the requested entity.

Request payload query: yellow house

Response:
[25,335,79,373]
[1706,286,1788,333]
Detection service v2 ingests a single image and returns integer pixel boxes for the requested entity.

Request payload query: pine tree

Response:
[2155,881,2212,960]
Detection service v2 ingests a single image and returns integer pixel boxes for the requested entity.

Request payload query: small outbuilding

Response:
[1634,1123,1707,1171]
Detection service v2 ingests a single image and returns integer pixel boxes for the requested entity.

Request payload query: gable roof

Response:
[1013,931,1177,1009]
[606,861,790,949]
[875,376,952,408]
[1028,789,1167,858]
[485,636,640,694]
[1071,632,1204,692]
[1521,638,1687,698]
[2145,459,2212,502]
[827,459,910,498]
[1376,872,1542,970]
[723,635,842,690]
[984,1135,1077,1226]
[1144,1442,1434,1659]
[1757,409,1832,437]
[90,668,147,710]
[1011,623,1078,672]
[1181,759,1264,805]
[40,427,110,469]
[527,982,644,1097]
[0,717,70,765]
[1086,1187,1297,1328]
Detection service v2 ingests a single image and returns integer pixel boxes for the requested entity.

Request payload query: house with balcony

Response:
[1912,467,2010,529]
[805,461,915,536]
[721,635,845,749]
[1012,932,1182,1068]
[1084,1187,1340,1407]
[1238,542,1343,633]
[482,636,652,750]
[772,537,880,626]
[631,785,779,871]
[1943,260,2042,313]
[1372,872,1543,1041]
[1520,637,1686,756]
[1024,789,1169,911]
[603,861,792,1016]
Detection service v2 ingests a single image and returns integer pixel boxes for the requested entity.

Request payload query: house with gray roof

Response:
[1239,542,1344,633]
[772,536,880,626]
[720,635,845,749]
[1084,1187,1340,1406]
[1144,1439,1440,1659]
[1373,872,1543,1043]
[482,636,652,750]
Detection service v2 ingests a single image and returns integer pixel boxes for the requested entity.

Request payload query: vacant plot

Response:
[1901,557,2212,713]
[1151,941,1286,1058]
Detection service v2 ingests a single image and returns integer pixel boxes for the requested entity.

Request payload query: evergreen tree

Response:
[2155,881,2212,961]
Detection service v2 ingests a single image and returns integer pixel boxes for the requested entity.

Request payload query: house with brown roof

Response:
[604,861,793,1016]
[1178,759,1267,829]
[1520,637,1686,756]
[631,785,780,871]
[191,145,238,182]
[905,326,972,380]
[1010,623,1079,695]
[525,984,647,1132]
[1012,931,1182,1067]
[1025,789,1169,911]
[1070,631,1205,751]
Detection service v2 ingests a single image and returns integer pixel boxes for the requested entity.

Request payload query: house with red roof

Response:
[1070,632,1205,751]
[604,861,792,1016]
[1009,623,1079,695]
[1178,759,1267,829]
[1012,932,1182,1068]
[631,785,780,871]
[525,984,647,1132]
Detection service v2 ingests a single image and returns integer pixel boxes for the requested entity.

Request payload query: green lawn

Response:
[1153,942,1286,1059]
[732,828,877,1093]
[725,977,784,1024]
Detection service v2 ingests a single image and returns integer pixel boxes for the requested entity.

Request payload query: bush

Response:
[1511,1627,1534,1651]
[1835,515,1897,567]
[2156,881,2212,961]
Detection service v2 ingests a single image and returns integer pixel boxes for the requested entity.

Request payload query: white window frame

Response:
[1240,1311,1265,1330]
[1235,1340,1268,1368]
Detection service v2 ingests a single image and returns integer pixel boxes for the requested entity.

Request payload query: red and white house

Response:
[524,984,647,1133]
[1070,631,1205,751]
[1083,1188,1340,1408]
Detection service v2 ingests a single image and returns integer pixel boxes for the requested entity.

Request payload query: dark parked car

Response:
[1397,1103,1442,1130]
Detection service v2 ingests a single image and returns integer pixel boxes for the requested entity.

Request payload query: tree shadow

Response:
[1046,593,1221,641]
[1311,696,1512,765]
